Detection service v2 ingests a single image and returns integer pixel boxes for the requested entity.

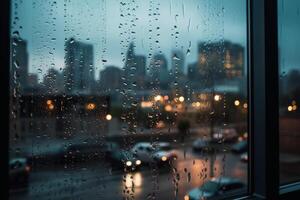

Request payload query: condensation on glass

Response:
[278,0,300,185]
[9,0,248,199]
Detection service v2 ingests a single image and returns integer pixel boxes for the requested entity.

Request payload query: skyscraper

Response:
[43,68,64,94]
[100,66,122,91]
[149,54,169,89]
[124,43,146,90]
[64,38,94,94]
[197,41,244,80]
[171,50,185,75]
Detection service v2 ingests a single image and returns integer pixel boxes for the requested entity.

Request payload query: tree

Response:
[177,119,190,143]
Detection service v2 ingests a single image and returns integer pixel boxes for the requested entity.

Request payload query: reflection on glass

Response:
[278,0,300,184]
[9,0,248,199]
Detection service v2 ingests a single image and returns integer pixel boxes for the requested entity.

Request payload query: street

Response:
[10,144,247,200]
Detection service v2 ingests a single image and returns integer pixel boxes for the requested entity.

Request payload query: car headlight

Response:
[135,160,141,165]
[161,156,167,161]
[184,195,190,200]
[126,161,132,167]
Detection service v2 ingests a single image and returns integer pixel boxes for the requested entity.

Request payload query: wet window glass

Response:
[9,0,248,199]
[278,0,300,185]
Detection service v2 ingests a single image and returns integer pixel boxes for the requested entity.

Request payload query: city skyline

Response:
[11,36,247,96]
[11,0,247,81]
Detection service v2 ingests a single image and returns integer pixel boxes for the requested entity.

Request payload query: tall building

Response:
[124,43,146,89]
[43,68,64,94]
[11,37,29,92]
[149,54,169,89]
[171,50,185,75]
[27,73,38,88]
[197,41,244,80]
[64,38,94,94]
[100,66,122,91]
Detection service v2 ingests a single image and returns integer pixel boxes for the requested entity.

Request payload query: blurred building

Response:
[27,74,38,88]
[43,68,64,94]
[64,38,95,94]
[124,43,146,90]
[188,41,244,86]
[171,50,185,75]
[149,54,169,90]
[100,66,122,91]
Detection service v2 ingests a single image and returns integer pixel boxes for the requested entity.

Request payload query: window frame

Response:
[1,0,300,199]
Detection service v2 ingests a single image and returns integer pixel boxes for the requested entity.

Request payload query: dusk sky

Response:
[11,0,300,81]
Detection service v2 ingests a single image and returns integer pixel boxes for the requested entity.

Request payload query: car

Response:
[231,140,248,154]
[211,128,238,143]
[109,150,142,171]
[192,138,214,152]
[184,177,246,200]
[240,153,248,162]
[9,158,31,190]
[131,142,177,165]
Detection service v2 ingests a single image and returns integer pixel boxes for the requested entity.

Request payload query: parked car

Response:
[211,128,238,143]
[131,142,177,165]
[109,150,142,171]
[184,177,246,200]
[192,138,214,153]
[231,140,248,154]
[9,158,31,190]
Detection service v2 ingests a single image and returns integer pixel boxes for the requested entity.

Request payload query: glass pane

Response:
[279,0,300,184]
[9,0,248,199]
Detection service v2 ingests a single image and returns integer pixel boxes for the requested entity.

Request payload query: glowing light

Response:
[179,96,185,102]
[141,101,153,108]
[106,114,112,121]
[165,105,172,112]
[135,160,141,165]
[234,100,240,106]
[46,100,53,105]
[161,156,167,161]
[126,161,132,167]
[86,103,96,110]
[154,95,162,102]
[293,105,297,111]
[243,103,248,109]
[124,173,142,188]
[48,104,54,110]
[288,106,293,112]
[214,95,221,101]
[184,195,190,200]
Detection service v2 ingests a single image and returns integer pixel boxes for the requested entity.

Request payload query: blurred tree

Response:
[177,119,190,143]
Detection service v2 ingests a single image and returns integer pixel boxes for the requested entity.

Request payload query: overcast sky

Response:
[11,0,300,81]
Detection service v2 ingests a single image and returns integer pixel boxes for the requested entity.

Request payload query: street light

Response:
[154,95,162,102]
[234,100,240,106]
[86,103,96,110]
[179,96,185,102]
[214,94,221,101]
[46,100,53,105]
[48,104,54,110]
[106,114,112,121]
